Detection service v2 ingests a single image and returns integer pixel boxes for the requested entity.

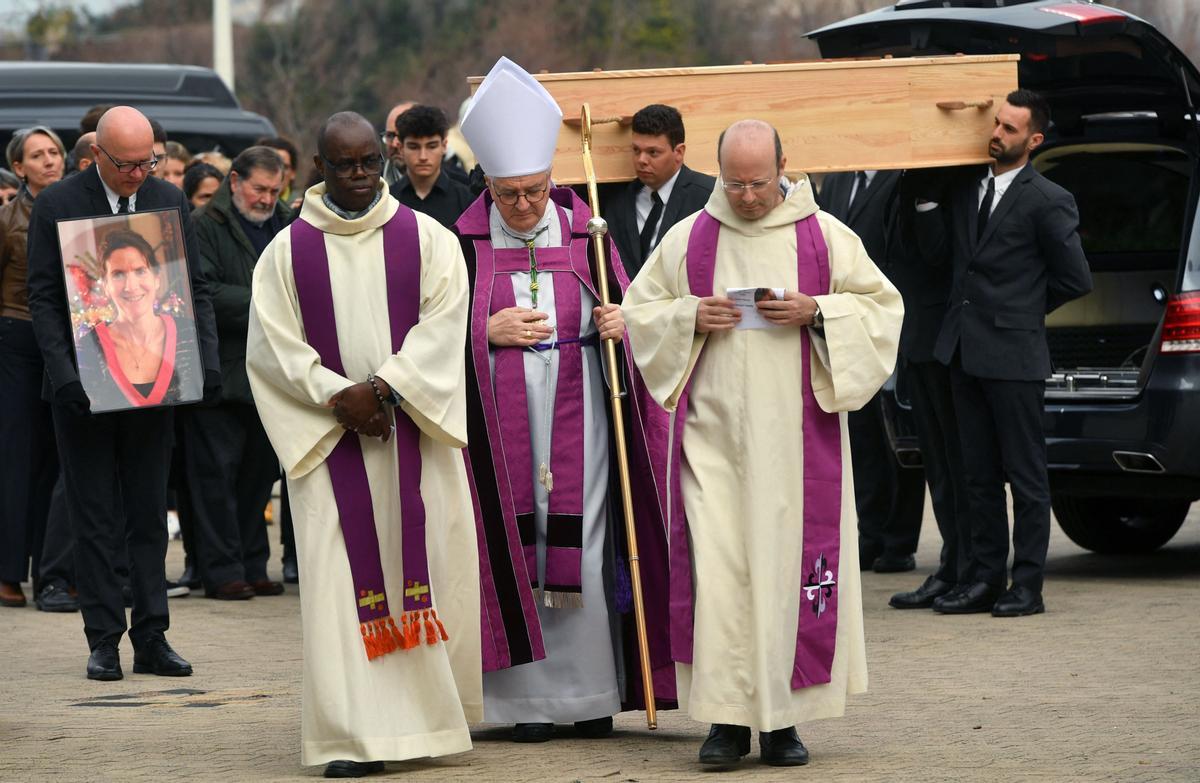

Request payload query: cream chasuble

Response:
[623,178,903,731]
[247,183,482,766]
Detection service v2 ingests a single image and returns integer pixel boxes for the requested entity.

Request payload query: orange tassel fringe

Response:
[362,611,449,660]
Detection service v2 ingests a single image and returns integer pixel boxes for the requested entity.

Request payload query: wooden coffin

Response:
[468,54,1019,184]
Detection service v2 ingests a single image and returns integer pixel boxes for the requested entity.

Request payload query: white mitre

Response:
[461,56,563,178]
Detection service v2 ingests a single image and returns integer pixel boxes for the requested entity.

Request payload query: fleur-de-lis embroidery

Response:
[802,554,837,618]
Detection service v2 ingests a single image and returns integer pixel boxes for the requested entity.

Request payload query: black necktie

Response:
[848,171,869,215]
[117,196,130,214]
[977,176,994,241]
[639,190,663,260]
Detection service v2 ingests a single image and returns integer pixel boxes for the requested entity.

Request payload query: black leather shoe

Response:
[512,722,553,742]
[932,581,1003,614]
[759,726,809,767]
[873,553,917,573]
[282,559,299,584]
[859,544,882,571]
[991,585,1045,617]
[36,583,79,613]
[575,715,613,738]
[132,637,193,676]
[87,643,123,681]
[180,564,202,590]
[698,723,751,766]
[324,760,385,778]
[889,576,955,609]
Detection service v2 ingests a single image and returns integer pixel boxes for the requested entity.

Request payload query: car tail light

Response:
[1160,292,1200,354]
[1040,4,1126,25]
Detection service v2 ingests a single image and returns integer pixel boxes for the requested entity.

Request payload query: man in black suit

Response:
[887,168,973,609]
[26,106,221,679]
[914,90,1092,616]
[605,104,715,278]
[819,169,926,573]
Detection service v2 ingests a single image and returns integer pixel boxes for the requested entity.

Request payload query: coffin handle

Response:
[936,99,995,111]
[563,114,632,128]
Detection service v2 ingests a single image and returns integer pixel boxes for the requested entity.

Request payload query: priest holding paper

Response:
[454,57,673,744]
[246,112,481,779]
[623,120,903,768]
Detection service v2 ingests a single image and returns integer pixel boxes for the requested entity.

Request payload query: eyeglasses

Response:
[97,145,159,174]
[721,177,777,194]
[492,183,549,206]
[380,131,398,144]
[320,154,385,178]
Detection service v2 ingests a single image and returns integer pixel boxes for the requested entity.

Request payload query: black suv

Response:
[0,62,275,156]
[810,0,1200,553]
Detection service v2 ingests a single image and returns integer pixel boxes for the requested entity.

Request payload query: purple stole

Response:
[669,210,843,690]
[289,205,447,662]
[471,199,595,607]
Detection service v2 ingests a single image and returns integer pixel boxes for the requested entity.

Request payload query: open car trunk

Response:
[810,0,1200,400]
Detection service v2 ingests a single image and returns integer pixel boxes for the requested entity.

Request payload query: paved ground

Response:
[2,503,1198,783]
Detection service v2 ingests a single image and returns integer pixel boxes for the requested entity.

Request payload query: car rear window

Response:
[1035,143,1190,258]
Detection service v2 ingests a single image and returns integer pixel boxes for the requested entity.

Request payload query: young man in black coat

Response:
[605,104,715,278]
[913,90,1092,617]
[26,106,221,680]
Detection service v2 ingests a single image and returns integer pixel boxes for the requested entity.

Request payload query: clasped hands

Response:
[695,290,820,333]
[328,378,393,442]
[488,304,624,347]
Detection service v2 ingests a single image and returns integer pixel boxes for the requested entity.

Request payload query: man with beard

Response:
[183,146,291,600]
[913,89,1091,616]
[380,101,414,187]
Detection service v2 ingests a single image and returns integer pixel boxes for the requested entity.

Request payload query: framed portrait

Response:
[55,208,203,414]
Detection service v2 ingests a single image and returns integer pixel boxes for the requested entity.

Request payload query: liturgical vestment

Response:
[623,178,903,731]
[246,183,482,766]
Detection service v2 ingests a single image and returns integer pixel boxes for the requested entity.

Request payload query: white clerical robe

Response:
[623,178,903,731]
[246,183,482,765]
[480,202,622,724]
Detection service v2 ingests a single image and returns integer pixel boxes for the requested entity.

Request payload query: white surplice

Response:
[479,202,622,724]
[623,178,903,731]
[246,183,482,765]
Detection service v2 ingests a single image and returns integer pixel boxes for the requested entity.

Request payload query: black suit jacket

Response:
[818,169,902,268]
[26,164,220,401]
[916,163,1092,381]
[606,164,715,277]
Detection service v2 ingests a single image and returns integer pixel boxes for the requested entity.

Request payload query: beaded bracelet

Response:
[366,373,387,407]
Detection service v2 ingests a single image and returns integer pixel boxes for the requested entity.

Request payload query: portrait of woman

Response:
[75,226,201,411]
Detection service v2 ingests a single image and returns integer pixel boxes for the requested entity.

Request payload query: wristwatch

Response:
[812,302,824,328]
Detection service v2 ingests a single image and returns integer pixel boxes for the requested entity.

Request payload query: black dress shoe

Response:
[859,545,882,571]
[132,637,193,676]
[87,643,123,681]
[512,722,553,742]
[698,723,751,766]
[282,559,299,584]
[324,760,385,778]
[36,583,79,613]
[991,585,1045,617]
[873,553,917,573]
[179,564,202,590]
[575,715,613,738]
[932,581,1003,614]
[759,726,809,767]
[889,576,955,609]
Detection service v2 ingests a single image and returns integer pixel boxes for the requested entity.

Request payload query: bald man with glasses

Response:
[26,106,220,682]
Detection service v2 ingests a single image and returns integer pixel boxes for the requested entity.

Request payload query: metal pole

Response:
[213,0,235,93]
[578,103,657,730]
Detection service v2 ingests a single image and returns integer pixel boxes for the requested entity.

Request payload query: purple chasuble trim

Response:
[289,206,444,661]
[669,209,843,690]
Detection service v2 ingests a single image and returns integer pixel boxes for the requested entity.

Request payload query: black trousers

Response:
[181,403,278,587]
[53,404,173,650]
[37,476,73,589]
[849,390,926,562]
[950,361,1051,592]
[279,476,296,565]
[907,360,971,584]
[0,317,58,586]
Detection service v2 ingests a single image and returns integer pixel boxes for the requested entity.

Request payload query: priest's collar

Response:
[299,181,395,236]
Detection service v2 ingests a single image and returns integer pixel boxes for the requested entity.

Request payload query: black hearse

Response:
[0,62,274,156]
[810,0,1200,553]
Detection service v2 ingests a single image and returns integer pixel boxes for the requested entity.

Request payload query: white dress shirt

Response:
[634,166,681,249]
[99,174,137,214]
[977,166,1021,217]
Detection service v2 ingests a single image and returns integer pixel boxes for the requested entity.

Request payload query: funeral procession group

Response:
[0,52,1090,778]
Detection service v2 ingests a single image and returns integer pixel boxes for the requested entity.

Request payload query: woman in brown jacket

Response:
[0,126,65,608]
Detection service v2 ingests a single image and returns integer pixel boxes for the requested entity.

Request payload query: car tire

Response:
[1051,495,1190,554]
